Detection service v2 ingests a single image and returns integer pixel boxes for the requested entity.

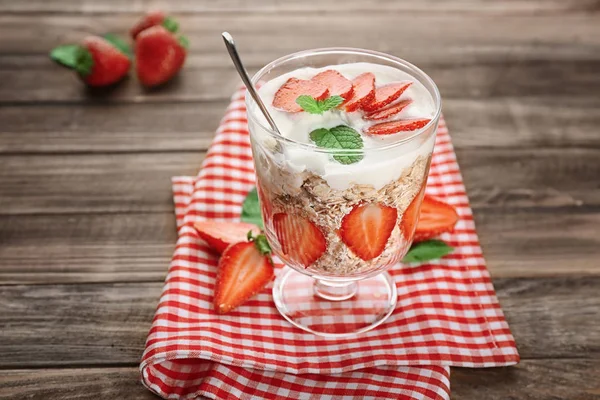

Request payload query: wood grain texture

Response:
[1,0,598,14]
[1,209,599,285]
[2,97,600,154]
[1,360,599,400]
[0,147,596,215]
[0,277,599,367]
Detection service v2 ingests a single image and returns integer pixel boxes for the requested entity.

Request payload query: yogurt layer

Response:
[250,62,437,190]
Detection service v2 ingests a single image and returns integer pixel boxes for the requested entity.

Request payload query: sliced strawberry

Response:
[399,185,426,240]
[272,78,329,112]
[311,70,354,100]
[413,195,460,242]
[365,118,431,135]
[339,203,398,261]
[135,25,188,87]
[194,221,261,254]
[344,72,376,112]
[214,234,274,314]
[362,81,412,112]
[273,213,326,267]
[364,99,413,121]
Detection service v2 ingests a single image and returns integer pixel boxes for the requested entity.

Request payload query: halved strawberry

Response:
[362,81,412,112]
[214,234,274,314]
[365,118,431,135]
[130,11,179,39]
[272,78,329,112]
[339,203,398,261]
[364,99,413,121]
[311,70,354,100]
[273,213,326,267]
[194,221,261,254]
[413,195,460,242]
[344,72,376,112]
[399,185,426,240]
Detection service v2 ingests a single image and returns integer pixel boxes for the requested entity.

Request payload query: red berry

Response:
[194,221,261,254]
[78,36,131,87]
[412,195,460,242]
[135,26,187,87]
[130,11,167,39]
[399,185,426,241]
[214,237,274,314]
[362,81,412,112]
[273,213,327,267]
[339,203,398,261]
[363,99,413,121]
[365,118,431,135]
[344,72,376,112]
[311,70,354,100]
[272,78,329,112]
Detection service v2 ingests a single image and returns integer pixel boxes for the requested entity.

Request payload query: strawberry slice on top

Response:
[364,99,413,121]
[344,72,376,112]
[339,203,398,261]
[272,78,329,112]
[194,221,261,254]
[413,195,460,242]
[273,213,327,267]
[214,233,274,314]
[365,118,431,135]
[311,70,354,100]
[362,81,412,112]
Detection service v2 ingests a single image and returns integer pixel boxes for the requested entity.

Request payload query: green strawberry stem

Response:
[162,16,179,33]
[50,44,93,76]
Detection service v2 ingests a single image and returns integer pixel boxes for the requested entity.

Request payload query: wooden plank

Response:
[1,360,599,400]
[0,15,598,103]
[1,50,598,105]
[0,148,597,215]
[2,97,600,153]
[0,368,156,400]
[0,277,599,366]
[0,208,599,284]
[1,0,598,14]
[451,359,600,400]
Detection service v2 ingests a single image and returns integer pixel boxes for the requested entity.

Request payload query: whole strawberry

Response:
[130,10,179,39]
[135,25,188,87]
[50,35,131,87]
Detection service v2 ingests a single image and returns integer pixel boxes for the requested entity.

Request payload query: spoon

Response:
[221,32,282,135]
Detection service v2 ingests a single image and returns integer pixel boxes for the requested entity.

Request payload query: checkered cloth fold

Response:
[140,88,519,399]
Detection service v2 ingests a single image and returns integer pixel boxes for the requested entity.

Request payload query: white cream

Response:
[250,62,437,190]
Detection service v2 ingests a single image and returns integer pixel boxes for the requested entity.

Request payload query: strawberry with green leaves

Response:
[50,35,131,87]
[214,232,274,314]
[130,10,179,39]
[135,25,189,87]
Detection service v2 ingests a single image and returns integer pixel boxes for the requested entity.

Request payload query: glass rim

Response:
[245,47,442,154]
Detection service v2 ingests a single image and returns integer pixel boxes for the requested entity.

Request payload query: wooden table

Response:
[1,1,599,399]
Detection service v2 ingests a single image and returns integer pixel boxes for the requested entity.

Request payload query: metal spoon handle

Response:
[222,32,281,135]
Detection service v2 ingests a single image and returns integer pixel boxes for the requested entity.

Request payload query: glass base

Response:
[272,266,397,338]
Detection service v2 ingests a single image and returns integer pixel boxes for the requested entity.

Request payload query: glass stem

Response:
[314,279,358,301]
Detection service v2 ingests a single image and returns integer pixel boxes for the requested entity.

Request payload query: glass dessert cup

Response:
[246,48,441,337]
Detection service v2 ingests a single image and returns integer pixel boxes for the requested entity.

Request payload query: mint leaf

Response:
[296,95,344,114]
[319,95,344,111]
[241,187,263,229]
[50,45,81,68]
[296,95,322,114]
[310,125,364,165]
[103,33,132,58]
[402,239,454,263]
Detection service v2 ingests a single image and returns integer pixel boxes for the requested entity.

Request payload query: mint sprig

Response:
[309,125,364,165]
[402,239,454,263]
[296,95,344,114]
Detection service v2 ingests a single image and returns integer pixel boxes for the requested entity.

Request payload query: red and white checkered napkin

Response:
[140,88,519,400]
